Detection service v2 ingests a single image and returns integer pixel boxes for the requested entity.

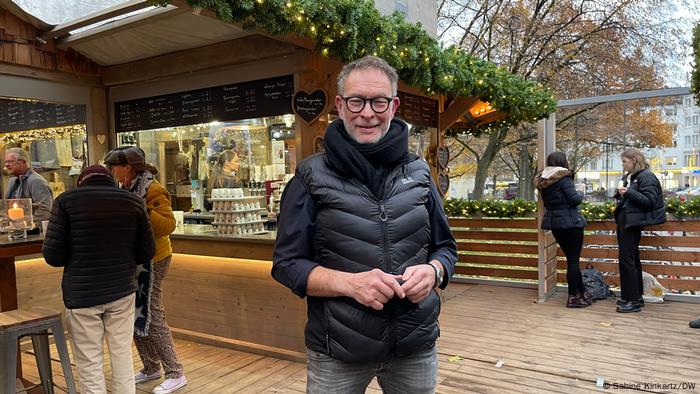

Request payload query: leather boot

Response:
[616,300,642,313]
[567,295,589,308]
[582,291,594,305]
[617,297,644,307]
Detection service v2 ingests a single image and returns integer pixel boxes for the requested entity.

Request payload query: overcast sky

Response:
[12,0,126,24]
[669,3,699,87]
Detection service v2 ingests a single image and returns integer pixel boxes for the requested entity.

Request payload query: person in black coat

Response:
[535,152,589,308]
[42,165,155,394]
[614,148,665,313]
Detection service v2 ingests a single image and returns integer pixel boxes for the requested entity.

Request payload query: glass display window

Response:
[115,114,296,212]
[0,97,88,198]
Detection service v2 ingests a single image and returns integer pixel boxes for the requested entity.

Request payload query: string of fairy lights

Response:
[154,0,557,131]
[0,124,86,146]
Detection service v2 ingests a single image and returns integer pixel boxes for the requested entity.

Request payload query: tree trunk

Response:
[491,174,497,198]
[517,144,535,201]
[472,126,509,200]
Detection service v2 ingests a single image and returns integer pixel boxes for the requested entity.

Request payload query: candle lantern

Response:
[0,198,34,239]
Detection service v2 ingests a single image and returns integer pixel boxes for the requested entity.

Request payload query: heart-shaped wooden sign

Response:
[438,172,450,196]
[293,89,327,125]
[96,133,106,145]
[437,146,449,169]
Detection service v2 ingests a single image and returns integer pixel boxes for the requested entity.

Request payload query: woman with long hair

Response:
[104,146,187,393]
[535,151,589,308]
[614,148,665,313]
[206,149,241,197]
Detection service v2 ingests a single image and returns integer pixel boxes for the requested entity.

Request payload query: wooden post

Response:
[0,257,18,312]
[293,54,341,163]
[88,86,109,163]
[537,113,558,302]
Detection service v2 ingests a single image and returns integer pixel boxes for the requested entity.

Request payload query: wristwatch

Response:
[428,261,444,288]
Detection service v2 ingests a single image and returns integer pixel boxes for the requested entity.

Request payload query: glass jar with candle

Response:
[0,198,34,239]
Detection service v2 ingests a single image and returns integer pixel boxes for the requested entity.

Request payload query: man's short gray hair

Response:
[6,147,29,162]
[337,56,399,96]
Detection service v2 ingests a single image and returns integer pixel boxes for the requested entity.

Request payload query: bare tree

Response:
[438,0,694,200]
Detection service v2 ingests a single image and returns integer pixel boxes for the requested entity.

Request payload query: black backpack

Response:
[582,266,613,300]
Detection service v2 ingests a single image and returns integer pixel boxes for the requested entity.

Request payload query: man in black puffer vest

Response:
[43,165,155,394]
[272,56,457,393]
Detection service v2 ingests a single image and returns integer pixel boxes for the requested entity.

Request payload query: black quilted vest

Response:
[297,153,440,363]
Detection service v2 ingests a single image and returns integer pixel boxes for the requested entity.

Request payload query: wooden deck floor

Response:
[19,283,700,393]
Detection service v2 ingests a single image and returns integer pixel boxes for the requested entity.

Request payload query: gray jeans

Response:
[306,345,437,394]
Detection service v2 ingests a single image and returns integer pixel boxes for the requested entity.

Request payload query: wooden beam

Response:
[101,35,300,86]
[439,96,477,132]
[55,6,183,47]
[88,86,109,163]
[42,0,156,40]
[0,62,102,86]
[474,111,508,126]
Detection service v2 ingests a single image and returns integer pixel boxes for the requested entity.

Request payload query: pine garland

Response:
[444,198,700,220]
[0,124,86,146]
[151,0,556,130]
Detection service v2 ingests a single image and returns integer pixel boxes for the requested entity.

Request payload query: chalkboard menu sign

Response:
[293,89,327,124]
[0,99,86,134]
[115,75,294,132]
[396,92,438,128]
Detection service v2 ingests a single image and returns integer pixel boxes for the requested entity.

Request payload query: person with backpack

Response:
[614,148,665,313]
[535,152,589,308]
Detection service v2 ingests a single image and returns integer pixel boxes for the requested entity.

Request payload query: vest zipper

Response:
[379,201,397,353]
[378,202,390,271]
[323,300,331,355]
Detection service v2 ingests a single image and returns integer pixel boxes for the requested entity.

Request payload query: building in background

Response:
[578,94,700,195]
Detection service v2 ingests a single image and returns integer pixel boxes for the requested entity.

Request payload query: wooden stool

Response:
[0,307,77,394]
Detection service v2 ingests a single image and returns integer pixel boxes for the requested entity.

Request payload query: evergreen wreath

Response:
[151,0,557,132]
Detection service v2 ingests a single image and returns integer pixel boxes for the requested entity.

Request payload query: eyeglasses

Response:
[341,96,394,113]
[4,159,25,165]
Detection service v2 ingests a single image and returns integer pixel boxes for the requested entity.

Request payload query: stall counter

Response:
[167,224,306,362]
[170,224,275,260]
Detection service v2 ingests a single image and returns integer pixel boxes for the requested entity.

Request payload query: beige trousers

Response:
[66,293,136,394]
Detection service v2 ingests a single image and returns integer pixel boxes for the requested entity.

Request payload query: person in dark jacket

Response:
[535,152,589,308]
[42,164,155,394]
[614,148,665,313]
[272,56,457,393]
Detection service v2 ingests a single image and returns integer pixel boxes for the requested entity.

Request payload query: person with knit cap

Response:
[43,164,155,394]
[272,56,457,393]
[103,146,186,394]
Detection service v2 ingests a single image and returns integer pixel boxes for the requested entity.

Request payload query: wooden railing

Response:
[448,217,700,292]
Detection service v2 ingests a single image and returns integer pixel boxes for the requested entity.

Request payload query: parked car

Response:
[675,186,700,200]
[664,186,688,198]
[503,186,518,200]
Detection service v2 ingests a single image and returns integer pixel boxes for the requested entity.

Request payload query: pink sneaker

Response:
[152,375,187,394]
[134,370,162,384]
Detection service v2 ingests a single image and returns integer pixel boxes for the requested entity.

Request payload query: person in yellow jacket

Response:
[104,146,187,394]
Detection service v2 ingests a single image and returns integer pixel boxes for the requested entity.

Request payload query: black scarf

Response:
[324,119,411,198]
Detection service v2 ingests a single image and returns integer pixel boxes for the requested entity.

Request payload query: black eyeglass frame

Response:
[340,96,395,113]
